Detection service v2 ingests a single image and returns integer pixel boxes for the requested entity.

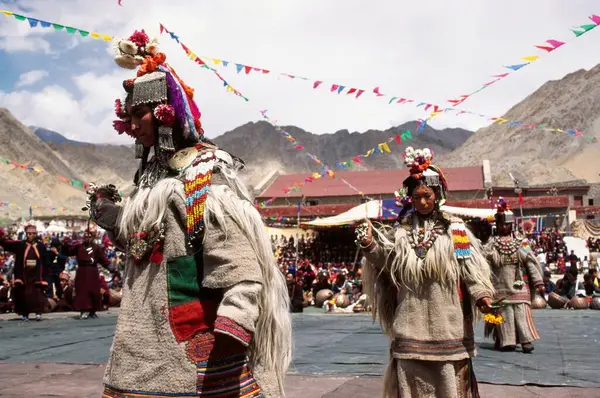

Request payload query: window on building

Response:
[305,200,319,207]
[589,198,594,206]
[574,196,583,207]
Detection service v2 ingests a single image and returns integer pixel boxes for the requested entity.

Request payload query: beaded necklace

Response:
[493,236,521,256]
[408,213,446,259]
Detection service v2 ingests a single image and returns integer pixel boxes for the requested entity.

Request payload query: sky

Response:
[1,0,600,144]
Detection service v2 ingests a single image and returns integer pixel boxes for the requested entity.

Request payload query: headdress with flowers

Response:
[399,147,448,207]
[494,196,515,225]
[111,29,204,160]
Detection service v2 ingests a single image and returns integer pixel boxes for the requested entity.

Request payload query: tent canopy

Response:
[303,200,511,227]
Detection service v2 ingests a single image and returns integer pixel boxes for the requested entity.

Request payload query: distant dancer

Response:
[62,230,112,319]
[0,223,50,321]
[484,198,544,354]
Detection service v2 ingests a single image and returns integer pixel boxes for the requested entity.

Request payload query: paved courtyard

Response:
[1,309,599,397]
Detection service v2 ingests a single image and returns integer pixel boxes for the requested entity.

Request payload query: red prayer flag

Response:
[313,81,323,89]
[347,88,357,95]
[243,65,252,74]
[519,193,524,206]
[535,45,554,52]
[159,24,166,34]
[373,87,384,96]
[331,84,339,92]
[356,89,365,98]
[395,135,402,144]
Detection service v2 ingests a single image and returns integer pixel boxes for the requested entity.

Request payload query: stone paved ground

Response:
[0,364,598,397]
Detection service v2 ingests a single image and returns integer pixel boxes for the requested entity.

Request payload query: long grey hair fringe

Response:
[204,162,292,396]
[116,160,292,396]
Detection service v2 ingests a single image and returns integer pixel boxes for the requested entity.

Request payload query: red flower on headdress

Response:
[114,99,127,119]
[128,29,150,48]
[153,104,176,127]
[113,120,133,137]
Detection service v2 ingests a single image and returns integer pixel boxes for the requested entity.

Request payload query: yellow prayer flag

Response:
[378,142,391,153]
[364,149,375,157]
[101,35,113,41]
[496,118,509,125]
[226,85,234,93]
[213,59,222,65]
[521,56,539,62]
[188,52,197,60]
[2,11,14,16]
[91,32,100,39]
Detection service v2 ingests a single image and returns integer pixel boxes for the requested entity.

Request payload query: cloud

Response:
[0,35,51,54]
[1,0,600,144]
[15,69,49,88]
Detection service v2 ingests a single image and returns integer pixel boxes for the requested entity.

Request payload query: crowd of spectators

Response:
[271,230,368,313]
[0,230,124,315]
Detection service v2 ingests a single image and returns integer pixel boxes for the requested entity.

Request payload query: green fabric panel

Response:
[167,256,200,307]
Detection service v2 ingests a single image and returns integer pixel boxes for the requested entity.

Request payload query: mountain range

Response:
[1,62,599,219]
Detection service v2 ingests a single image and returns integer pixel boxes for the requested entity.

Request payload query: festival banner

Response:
[1,10,592,140]
[0,9,113,41]
[427,14,600,123]
[0,156,126,197]
[159,24,249,102]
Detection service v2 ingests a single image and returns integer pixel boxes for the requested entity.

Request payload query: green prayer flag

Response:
[571,29,585,37]
[78,30,90,37]
[52,24,64,31]
[580,24,597,32]
[389,97,398,104]
[70,180,84,188]
[66,27,77,34]
[13,14,26,21]
[401,130,413,142]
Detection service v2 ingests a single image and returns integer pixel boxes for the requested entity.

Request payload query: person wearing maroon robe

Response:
[0,224,49,321]
[56,272,74,312]
[62,231,112,319]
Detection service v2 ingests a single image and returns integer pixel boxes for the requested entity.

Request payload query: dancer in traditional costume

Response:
[0,223,49,321]
[62,230,112,319]
[355,147,495,398]
[484,198,544,353]
[86,30,291,397]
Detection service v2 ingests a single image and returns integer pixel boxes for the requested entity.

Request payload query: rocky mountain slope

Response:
[440,65,600,186]
[213,121,472,185]
[0,116,470,219]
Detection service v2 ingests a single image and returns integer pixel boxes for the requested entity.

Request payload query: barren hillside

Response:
[440,65,600,186]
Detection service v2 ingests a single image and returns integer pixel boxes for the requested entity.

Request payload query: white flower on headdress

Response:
[118,40,138,56]
[423,148,432,156]
[405,146,414,154]
[115,54,139,70]
[147,39,159,55]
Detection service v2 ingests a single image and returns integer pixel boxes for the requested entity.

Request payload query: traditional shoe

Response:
[501,345,517,352]
[21,316,29,322]
[89,313,99,319]
[522,343,534,354]
[35,314,41,322]
[80,313,89,320]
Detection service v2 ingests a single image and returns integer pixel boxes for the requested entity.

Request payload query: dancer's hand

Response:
[355,219,373,247]
[536,285,546,294]
[477,297,493,314]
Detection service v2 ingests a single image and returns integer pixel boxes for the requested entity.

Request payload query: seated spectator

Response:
[543,271,556,295]
[286,273,304,313]
[584,273,600,297]
[312,272,331,297]
[556,269,584,299]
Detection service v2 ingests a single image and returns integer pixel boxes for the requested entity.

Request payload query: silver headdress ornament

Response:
[132,72,168,107]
